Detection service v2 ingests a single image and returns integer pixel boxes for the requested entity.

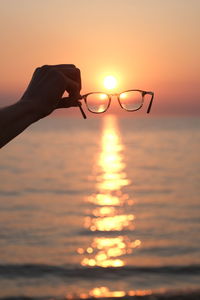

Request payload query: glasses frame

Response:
[81,89,154,115]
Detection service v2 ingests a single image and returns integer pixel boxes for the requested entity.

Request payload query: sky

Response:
[0,0,199,115]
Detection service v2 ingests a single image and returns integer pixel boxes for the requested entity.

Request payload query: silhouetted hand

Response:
[0,64,82,148]
[20,64,82,118]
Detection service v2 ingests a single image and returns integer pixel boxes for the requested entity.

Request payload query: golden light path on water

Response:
[77,115,141,269]
[74,115,147,299]
[83,287,152,298]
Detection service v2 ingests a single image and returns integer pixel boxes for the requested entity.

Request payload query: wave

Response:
[1,289,200,300]
[0,263,200,279]
[0,188,90,197]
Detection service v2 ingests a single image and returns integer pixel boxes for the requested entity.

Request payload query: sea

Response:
[0,115,200,299]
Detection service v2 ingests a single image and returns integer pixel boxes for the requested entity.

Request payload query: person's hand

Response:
[20,64,82,119]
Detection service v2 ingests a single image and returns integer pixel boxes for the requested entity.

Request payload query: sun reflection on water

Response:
[87,287,152,298]
[67,287,152,299]
[77,114,141,270]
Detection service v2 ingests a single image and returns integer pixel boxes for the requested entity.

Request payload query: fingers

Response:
[56,97,87,119]
[60,73,81,98]
[49,64,76,68]
[56,97,82,109]
[37,64,81,95]
[56,65,81,91]
[38,64,76,69]
[42,64,81,90]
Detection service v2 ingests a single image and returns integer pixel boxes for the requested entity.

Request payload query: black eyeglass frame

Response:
[80,89,154,115]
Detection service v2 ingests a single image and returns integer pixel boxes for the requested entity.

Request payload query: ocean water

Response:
[0,115,200,299]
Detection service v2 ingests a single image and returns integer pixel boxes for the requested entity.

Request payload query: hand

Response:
[20,64,82,119]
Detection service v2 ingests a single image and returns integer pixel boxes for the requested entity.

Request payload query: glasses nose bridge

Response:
[109,93,119,98]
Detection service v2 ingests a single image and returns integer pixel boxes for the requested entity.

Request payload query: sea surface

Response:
[0,115,200,299]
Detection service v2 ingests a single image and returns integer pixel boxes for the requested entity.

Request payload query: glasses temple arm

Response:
[78,95,87,119]
[146,92,154,113]
[78,103,87,119]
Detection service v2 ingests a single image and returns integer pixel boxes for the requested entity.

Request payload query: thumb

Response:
[55,97,82,109]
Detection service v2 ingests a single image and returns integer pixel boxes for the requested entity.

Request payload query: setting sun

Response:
[104,76,117,90]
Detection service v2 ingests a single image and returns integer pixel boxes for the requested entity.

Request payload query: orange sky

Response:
[0,0,199,115]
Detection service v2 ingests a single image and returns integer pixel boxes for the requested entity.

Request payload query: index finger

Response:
[52,64,76,68]
[55,66,82,91]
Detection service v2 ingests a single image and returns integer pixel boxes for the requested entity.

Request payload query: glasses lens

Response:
[119,91,143,111]
[86,93,110,113]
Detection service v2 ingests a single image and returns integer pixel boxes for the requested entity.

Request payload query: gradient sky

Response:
[0,0,199,115]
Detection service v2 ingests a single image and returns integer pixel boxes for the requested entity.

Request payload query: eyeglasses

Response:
[78,89,154,119]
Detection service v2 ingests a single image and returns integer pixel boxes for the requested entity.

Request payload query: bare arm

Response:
[0,101,42,148]
[0,64,82,148]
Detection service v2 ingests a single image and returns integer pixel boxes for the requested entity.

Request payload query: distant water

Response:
[0,115,200,299]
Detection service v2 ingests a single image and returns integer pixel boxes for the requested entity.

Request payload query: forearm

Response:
[0,101,40,148]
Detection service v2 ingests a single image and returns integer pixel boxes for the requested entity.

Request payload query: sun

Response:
[104,76,117,90]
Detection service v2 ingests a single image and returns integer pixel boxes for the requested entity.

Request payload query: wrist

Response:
[18,98,47,122]
[0,99,42,148]
[16,99,42,123]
